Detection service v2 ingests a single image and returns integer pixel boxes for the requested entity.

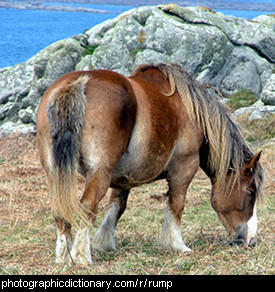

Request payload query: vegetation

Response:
[226,89,258,110]
[226,89,275,142]
[0,133,274,275]
[130,49,144,60]
[83,45,99,57]
[239,116,275,143]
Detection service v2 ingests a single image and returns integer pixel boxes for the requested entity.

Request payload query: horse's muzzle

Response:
[232,224,257,247]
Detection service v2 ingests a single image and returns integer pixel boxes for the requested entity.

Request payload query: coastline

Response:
[1,0,275,13]
[0,1,117,13]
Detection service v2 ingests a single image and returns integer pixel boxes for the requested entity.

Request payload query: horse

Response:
[36,63,264,265]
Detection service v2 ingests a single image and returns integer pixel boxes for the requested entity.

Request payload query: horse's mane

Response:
[134,63,264,200]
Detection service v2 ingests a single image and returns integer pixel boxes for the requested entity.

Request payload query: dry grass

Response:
[0,134,274,275]
[237,116,275,143]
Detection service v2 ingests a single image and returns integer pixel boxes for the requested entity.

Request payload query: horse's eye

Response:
[227,167,235,174]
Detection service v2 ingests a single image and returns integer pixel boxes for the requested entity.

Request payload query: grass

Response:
[226,89,258,110]
[130,49,144,60]
[83,45,99,57]
[239,117,275,143]
[225,89,275,142]
[0,134,274,275]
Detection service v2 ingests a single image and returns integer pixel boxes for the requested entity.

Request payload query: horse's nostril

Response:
[248,237,257,247]
[233,238,246,246]
[231,224,248,246]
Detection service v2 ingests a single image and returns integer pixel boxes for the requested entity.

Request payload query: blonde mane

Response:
[135,63,264,198]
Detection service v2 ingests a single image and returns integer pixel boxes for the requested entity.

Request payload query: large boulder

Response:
[0,5,274,137]
[261,73,275,105]
[0,35,87,137]
[81,5,273,95]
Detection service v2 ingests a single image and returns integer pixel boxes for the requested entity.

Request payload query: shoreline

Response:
[0,0,275,13]
[0,1,117,13]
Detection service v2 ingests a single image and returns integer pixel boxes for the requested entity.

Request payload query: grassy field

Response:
[0,133,274,275]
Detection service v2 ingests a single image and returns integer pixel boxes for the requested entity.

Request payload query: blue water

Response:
[0,3,273,68]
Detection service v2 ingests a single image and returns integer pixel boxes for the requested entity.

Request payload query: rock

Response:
[249,106,275,120]
[232,99,275,121]
[209,46,271,96]
[18,106,36,124]
[0,63,35,108]
[83,5,273,95]
[0,121,36,138]
[0,5,274,137]
[253,15,275,32]
[261,73,275,105]
[0,35,86,137]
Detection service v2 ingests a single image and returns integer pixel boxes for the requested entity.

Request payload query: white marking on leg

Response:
[70,227,92,265]
[161,203,192,253]
[93,199,119,251]
[247,204,257,245]
[55,233,72,264]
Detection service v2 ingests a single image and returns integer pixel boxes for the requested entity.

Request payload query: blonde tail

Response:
[47,75,90,228]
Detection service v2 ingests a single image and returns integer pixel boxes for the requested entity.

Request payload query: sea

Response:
[0,2,274,69]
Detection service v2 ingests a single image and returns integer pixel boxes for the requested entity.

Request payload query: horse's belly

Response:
[111,160,166,189]
[111,141,174,189]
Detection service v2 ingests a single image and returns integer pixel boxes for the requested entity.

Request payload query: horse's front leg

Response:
[93,188,130,252]
[161,154,199,253]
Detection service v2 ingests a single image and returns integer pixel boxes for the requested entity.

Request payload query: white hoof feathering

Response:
[161,204,192,253]
[70,227,93,265]
[55,233,73,264]
[93,200,120,252]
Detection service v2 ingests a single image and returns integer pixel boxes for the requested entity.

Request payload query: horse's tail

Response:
[47,75,90,227]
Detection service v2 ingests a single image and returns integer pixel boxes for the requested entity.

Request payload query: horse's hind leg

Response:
[55,217,73,264]
[37,135,74,263]
[43,170,73,264]
[70,170,111,265]
[93,188,130,252]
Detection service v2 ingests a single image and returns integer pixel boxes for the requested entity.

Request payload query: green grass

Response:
[83,45,99,57]
[227,89,258,110]
[0,156,6,165]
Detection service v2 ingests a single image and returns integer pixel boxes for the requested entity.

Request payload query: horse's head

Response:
[211,151,263,246]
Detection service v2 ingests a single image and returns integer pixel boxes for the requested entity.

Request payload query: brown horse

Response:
[36,63,264,265]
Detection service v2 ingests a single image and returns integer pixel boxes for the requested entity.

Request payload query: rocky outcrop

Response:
[80,5,274,91]
[232,99,275,121]
[261,74,275,106]
[0,35,87,137]
[0,5,274,137]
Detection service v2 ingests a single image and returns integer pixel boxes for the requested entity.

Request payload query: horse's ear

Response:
[244,151,262,174]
